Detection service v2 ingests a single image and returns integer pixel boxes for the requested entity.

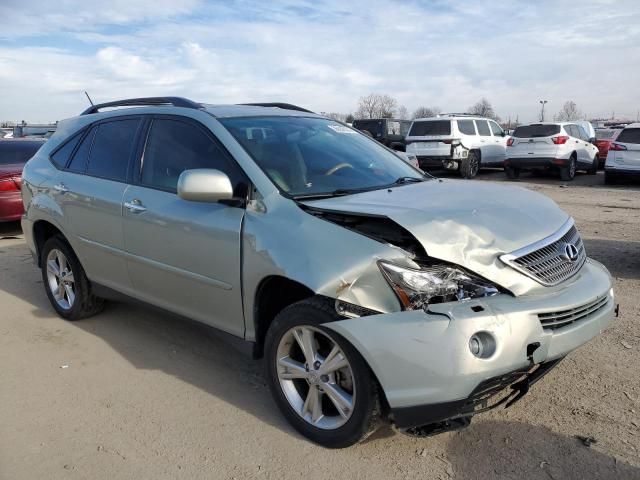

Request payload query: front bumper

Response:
[325,259,614,427]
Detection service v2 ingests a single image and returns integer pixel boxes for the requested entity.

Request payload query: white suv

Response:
[405,115,508,179]
[505,123,599,181]
[604,123,640,184]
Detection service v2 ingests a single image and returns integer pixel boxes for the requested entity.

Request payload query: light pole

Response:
[539,100,548,122]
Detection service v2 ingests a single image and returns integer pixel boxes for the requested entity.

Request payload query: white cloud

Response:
[0,0,639,122]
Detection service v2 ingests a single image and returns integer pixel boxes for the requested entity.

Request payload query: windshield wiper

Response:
[392,176,425,185]
[292,188,361,200]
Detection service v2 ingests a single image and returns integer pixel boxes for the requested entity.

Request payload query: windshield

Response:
[512,124,560,138]
[0,141,43,165]
[220,116,423,198]
[595,129,617,140]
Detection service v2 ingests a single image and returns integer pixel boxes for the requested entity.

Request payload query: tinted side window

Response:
[0,142,43,165]
[565,125,578,138]
[86,119,140,182]
[141,118,245,195]
[489,121,503,136]
[576,126,588,141]
[475,120,491,136]
[51,132,82,168]
[457,120,476,135]
[68,127,96,173]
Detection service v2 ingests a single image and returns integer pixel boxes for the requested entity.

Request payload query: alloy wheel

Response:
[276,325,356,430]
[45,249,75,309]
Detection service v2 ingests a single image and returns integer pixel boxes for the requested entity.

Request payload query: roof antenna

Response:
[84,91,94,106]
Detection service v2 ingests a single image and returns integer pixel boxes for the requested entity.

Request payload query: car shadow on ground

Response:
[2,231,639,472]
[444,420,640,479]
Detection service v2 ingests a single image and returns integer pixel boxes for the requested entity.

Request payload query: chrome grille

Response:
[538,296,609,330]
[500,221,586,286]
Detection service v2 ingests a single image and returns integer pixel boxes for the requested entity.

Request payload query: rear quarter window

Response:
[513,124,561,138]
[408,120,451,136]
[50,131,83,168]
[457,120,476,135]
[616,128,640,144]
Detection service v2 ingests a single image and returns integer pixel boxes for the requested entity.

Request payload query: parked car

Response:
[504,122,599,180]
[604,123,640,184]
[394,150,420,169]
[351,118,412,151]
[595,128,621,166]
[405,114,508,179]
[0,138,45,222]
[22,97,615,448]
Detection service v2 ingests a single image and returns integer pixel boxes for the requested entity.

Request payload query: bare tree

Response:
[345,113,355,124]
[412,106,441,119]
[355,93,398,119]
[396,105,408,119]
[325,112,348,122]
[554,101,582,121]
[467,98,500,121]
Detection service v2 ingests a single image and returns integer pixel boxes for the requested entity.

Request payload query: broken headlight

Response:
[378,261,499,310]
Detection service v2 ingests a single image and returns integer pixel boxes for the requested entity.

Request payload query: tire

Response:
[604,172,616,185]
[587,155,598,175]
[560,155,576,181]
[40,235,104,320]
[264,296,381,448]
[459,151,480,179]
[505,166,520,179]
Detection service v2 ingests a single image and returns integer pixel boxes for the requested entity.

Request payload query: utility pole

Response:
[539,100,548,122]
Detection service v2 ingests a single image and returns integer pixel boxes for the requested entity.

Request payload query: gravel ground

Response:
[1,170,639,480]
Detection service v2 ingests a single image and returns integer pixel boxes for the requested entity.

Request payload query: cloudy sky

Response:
[1,0,639,123]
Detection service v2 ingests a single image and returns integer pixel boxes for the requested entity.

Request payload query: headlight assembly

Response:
[378,261,499,310]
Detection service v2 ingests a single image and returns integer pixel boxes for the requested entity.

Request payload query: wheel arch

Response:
[252,275,315,358]
[32,220,65,267]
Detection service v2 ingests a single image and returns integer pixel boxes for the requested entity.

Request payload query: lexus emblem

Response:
[560,243,580,262]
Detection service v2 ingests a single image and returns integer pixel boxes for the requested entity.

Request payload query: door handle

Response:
[124,199,147,213]
[53,183,69,193]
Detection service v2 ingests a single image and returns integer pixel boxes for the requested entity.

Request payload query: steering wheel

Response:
[325,162,354,176]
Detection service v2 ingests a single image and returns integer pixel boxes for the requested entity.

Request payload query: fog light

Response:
[468,331,496,359]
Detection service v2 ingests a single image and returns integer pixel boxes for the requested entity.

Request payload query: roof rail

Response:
[240,103,314,114]
[80,97,202,115]
[436,113,480,118]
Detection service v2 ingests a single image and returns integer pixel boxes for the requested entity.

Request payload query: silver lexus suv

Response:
[21,97,615,448]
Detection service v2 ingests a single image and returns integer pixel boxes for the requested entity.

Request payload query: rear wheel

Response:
[505,166,520,179]
[587,154,598,175]
[560,155,576,181]
[459,151,480,179]
[41,235,104,320]
[264,297,380,448]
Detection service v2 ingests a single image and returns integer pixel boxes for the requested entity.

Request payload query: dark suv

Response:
[352,118,411,151]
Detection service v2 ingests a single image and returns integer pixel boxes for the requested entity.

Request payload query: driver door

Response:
[122,116,248,336]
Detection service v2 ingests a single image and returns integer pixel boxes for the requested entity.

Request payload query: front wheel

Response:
[587,155,598,175]
[505,166,520,179]
[264,297,380,448]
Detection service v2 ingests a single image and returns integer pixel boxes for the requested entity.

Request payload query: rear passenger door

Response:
[488,120,507,164]
[53,116,143,292]
[122,116,248,336]
[474,120,495,164]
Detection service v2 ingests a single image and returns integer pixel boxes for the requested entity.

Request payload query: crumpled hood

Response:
[303,179,569,293]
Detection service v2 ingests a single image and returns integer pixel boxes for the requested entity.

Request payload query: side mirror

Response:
[589,137,596,144]
[501,130,506,137]
[177,169,233,203]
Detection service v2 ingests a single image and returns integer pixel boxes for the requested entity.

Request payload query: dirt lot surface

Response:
[1,170,639,480]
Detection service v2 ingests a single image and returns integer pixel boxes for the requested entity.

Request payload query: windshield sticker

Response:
[328,124,357,134]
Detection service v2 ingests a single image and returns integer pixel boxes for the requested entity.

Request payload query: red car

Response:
[594,129,620,166]
[0,139,45,222]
